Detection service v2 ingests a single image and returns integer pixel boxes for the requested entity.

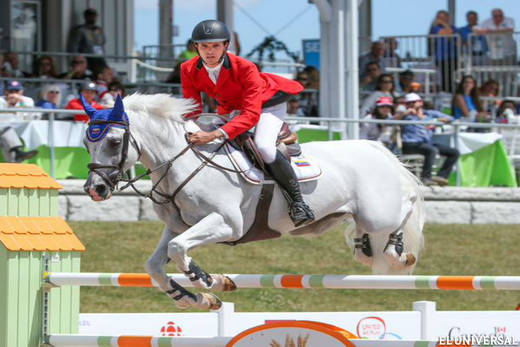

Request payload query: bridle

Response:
[86,119,244,226]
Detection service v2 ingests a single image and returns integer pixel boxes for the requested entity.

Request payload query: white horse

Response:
[83,93,424,310]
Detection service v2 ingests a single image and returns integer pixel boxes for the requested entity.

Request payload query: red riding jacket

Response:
[180,53,303,140]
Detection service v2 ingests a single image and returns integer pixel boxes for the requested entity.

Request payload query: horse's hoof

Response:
[405,253,416,266]
[223,276,237,291]
[211,275,237,292]
[198,292,222,310]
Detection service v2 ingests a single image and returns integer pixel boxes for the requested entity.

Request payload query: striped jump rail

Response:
[47,335,481,347]
[44,272,520,290]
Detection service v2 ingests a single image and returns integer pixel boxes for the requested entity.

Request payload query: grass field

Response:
[71,222,520,314]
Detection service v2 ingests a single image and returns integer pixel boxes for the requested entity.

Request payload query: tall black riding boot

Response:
[265,151,315,227]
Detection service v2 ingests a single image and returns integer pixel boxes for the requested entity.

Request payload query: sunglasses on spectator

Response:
[48,90,60,94]
[382,79,393,83]
[367,68,379,72]
[72,60,86,65]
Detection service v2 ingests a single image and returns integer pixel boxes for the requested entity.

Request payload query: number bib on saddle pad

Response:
[224,143,323,185]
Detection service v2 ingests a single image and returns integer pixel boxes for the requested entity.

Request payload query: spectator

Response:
[0,54,7,78]
[429,10,458,93]
[35,84,61,109]
[359,41,386,78]
[303,66,320,90]
[32,55,59,79]
[360,96,395,148]
[66,81,103,122]
[395,69,420,95]
[296,71,319,117]
[177,39,198,62]
[3,52,28,78]
[93,65,115,96]
[360,61,382,92]
[382,37,402,68]
[457,11,488,65]
[397,93,458,186]
[452,75,489,122]
[0,80,39,120]
[60,55,92,80]
[100,81,125,107]
[68,8,107,72]
[286,97,305,117]
[475,8,516,65]
[496,99,518,123]
[479,79,500,113]
[360,73,396,117]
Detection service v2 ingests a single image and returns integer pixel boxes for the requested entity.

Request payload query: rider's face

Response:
[196,42,228,67]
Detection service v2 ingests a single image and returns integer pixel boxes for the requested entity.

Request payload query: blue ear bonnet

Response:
[82,94,129,142]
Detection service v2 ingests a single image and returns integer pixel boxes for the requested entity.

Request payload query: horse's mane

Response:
[123,93,198,123]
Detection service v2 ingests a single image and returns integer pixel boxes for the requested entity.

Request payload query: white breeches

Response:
[253,103,286,164]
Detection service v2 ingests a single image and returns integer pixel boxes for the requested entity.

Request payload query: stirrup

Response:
[289,201,315,227]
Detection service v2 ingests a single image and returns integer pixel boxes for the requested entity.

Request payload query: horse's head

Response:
[82,94,140,201]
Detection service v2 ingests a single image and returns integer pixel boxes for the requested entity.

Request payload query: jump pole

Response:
[44,272,520,290]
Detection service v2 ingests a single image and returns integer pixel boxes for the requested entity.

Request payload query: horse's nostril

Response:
[94,184,107,196]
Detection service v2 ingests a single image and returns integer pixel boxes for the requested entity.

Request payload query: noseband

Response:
[86,120,141,191]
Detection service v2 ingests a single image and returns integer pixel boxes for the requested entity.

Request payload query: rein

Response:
[87,120,244,226]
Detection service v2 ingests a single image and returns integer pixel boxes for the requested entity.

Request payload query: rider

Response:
[182,19,315,227]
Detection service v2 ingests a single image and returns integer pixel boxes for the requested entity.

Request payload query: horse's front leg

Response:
[145,226,177,292]
[167,212,238,310]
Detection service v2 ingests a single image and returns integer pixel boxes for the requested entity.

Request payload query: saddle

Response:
[232,122,302,173]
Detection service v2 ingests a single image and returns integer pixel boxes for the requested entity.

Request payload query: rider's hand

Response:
[188,130,224,145]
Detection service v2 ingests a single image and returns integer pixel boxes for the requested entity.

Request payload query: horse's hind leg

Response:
[351,226,374,267]
[383,229,417,268]
[167,212,238,310]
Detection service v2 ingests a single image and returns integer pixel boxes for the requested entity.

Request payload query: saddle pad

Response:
[224,143,322,185]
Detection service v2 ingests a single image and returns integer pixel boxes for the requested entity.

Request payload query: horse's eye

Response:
[110,139,122,147]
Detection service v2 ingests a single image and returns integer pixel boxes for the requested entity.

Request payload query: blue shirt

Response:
[457,25,488,55]
[431,25,458,61]
[35,100,57,109]
[401,110,453,144]
[453,95,476,119]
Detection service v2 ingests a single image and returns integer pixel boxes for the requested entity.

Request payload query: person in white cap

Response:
[397,93,459,186]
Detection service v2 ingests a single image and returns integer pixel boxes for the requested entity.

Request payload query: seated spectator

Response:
[60,55,92,80]
[100,81,125,107]
[287,97,305,117]
[296,71,319,117]
[360,96,395,148]
[177,39,198,62]
[360,61,382,92]
[397,93,458,186]
[32,56,60,79]
[66,81,103,122]
[93,65,115,96]
[0,80,39,120]
[395,69,420,95]
[496,99,518,123]
[36,84,61,109]
[480,78,500,97]
[360,73,396,117]
[382,37,402,68]
[452,75,489,122]
[3,52,29,78]
[359,41,386,78]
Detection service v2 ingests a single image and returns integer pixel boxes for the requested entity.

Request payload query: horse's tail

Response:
[353,141,425,274]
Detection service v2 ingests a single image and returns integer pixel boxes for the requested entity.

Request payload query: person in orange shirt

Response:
[66,81,103,122]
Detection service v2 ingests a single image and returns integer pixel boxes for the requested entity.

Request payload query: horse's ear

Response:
[110,94,126,122]
[79,94,97,118]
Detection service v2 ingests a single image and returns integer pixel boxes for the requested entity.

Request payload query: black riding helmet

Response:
[191,20,231,43]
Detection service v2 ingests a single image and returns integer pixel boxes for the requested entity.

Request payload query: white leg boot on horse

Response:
[166,212,237,310]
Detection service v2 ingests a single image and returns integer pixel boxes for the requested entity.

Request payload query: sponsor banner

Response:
[431,311,520,339]
[302,39,320,70]
[79,313,219,336]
